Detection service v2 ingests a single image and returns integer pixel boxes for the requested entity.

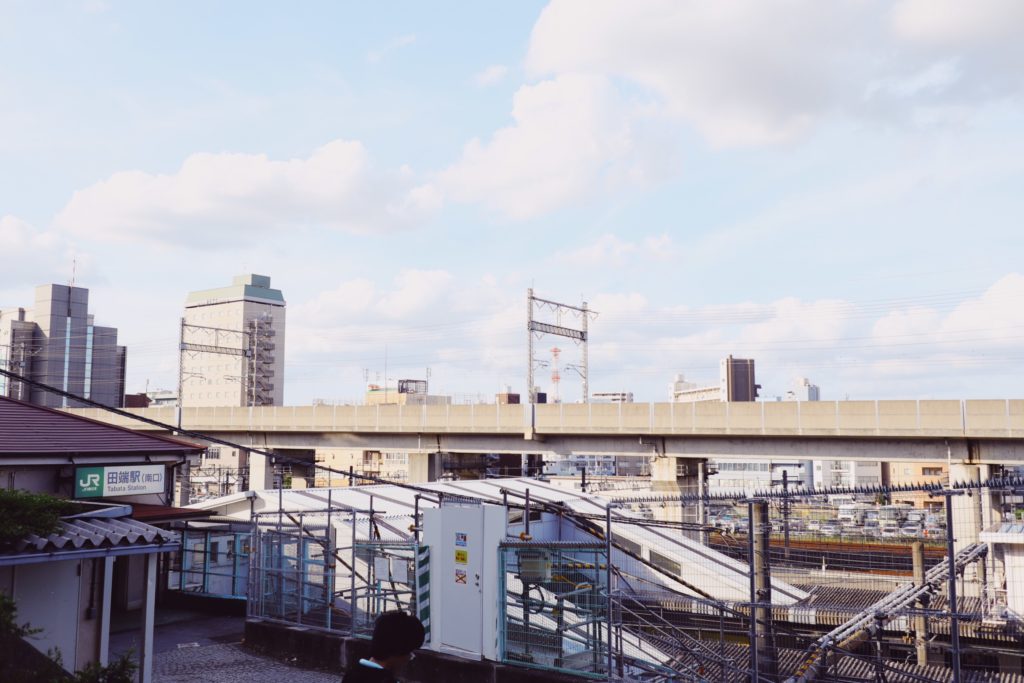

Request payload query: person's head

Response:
[370,610,426,671]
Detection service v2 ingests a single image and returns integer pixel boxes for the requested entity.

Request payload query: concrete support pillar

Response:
[139,552,157,683]
[99,557,114,666]
[651,456,704,527]
[912,542,933,666]
[948,463,991,598]
[408,452,442,483]
[249,450,274,490]
[949,464,982,548]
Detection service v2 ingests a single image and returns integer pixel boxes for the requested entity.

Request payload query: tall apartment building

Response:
[670,356,760,402]
[180,274,285,408]
[720,355,759,401]
[0,284,125,408]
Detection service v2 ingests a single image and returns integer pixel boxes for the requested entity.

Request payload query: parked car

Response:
[862,520,880,538]
[820,521,842,536]
[900,523,922,537]
[805,520,822,532]
[880,524,900,538]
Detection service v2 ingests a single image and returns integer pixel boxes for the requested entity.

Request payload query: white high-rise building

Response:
[786,377,820,401]
[180,274,285,408]
[780,377,884,488]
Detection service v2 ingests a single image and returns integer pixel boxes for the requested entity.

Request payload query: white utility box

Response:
[421,502,505,660]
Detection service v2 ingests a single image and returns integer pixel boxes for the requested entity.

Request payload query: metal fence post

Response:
[747,500,759,683]
[606,503,614,680]
[350,510,358,636]
[944,491,962,683]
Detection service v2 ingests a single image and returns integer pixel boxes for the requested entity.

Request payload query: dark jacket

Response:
[341,661,398,683]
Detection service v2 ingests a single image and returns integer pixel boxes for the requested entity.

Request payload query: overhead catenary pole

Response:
[177,318,185,429]
[527,288,534,403]
[526,289,596,405]
[581,300,589,402]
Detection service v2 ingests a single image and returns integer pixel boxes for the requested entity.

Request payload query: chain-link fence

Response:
[498,542,612,679]
[245,509,421,638]
[167,522,251,599]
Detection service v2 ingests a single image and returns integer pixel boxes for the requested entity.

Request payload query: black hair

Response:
[370,611,426,660]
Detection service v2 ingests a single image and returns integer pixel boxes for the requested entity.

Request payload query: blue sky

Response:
[2,0,1024,403]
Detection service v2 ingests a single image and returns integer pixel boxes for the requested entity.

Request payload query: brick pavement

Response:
[154,642,339,683]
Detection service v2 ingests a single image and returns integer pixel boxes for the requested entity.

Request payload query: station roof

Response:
[189,477,808,605]
[0,395,203,459]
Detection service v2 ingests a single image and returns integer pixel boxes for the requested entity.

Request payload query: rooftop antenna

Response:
[69,257,77,288]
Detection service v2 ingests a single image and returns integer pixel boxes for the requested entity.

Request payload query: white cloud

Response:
[524,0,1024,147]
[296,270,456,333]
[366,34,417,64]
[560,233,674,267]
[890,0,1024,47]
[475,64,509,87]
[527,0,870,146]
[439,74,674,219]
[379,270,454,319]
[590,292,648,316]
[81,0,111,14]
[0,216,91,289]
[54,140,437,247]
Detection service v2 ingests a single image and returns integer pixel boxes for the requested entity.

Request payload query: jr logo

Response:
[74,467,104,497]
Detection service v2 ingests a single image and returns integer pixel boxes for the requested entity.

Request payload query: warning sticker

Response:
[455,532,468,547]
[455,549,468,564]
[455,569,467,584]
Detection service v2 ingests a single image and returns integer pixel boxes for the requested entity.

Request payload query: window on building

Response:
[922,467,943,477]
[206,447,220,461]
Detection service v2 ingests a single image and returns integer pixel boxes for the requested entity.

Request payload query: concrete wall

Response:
[10,560,84,668]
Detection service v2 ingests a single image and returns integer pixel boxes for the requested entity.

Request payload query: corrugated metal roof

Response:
[13,517,177,552]
[0,395,203,456]
[128,502,214,523]
[0,515,180,566]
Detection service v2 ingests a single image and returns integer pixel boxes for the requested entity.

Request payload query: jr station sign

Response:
[75,464,166,498]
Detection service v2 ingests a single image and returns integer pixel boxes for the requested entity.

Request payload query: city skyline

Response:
[2,2,1023,403]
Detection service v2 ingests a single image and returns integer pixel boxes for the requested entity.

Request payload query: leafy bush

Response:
[0,489,77,547]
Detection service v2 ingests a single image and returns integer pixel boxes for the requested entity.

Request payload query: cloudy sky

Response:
[3,0,1024,404]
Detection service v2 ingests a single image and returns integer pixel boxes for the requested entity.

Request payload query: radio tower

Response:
[550,347,562,403]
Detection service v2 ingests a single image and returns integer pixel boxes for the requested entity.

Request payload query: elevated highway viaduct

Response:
[68,399,1024,489]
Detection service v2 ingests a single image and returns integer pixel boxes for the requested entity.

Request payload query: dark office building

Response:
[0,285,126,408]
[720,355,760,402]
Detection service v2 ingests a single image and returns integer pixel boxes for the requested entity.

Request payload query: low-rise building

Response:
[0,395,205,681]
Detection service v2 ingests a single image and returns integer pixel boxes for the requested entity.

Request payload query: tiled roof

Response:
[0,395,202,456]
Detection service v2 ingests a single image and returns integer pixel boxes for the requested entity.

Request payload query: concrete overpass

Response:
[67,399,1024,478]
